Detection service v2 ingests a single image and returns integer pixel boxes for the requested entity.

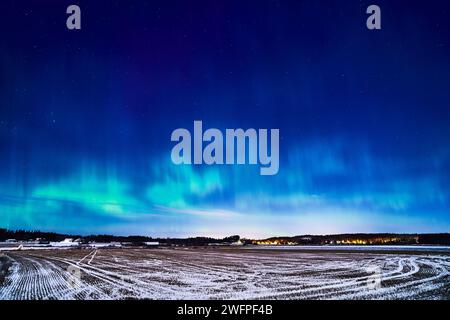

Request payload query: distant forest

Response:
[262,233,450,245]
[1,228,450,245]
[0,228,240,245]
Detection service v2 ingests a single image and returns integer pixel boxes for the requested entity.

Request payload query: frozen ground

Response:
[0,247,449,300]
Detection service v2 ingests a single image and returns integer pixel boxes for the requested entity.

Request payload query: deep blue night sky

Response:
[1,1,449,237]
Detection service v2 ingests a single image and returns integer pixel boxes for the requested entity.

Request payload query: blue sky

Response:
[1,0,449,237]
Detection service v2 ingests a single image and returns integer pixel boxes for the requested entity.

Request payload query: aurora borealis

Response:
[1,1,450,237]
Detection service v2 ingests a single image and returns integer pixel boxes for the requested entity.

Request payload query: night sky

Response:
[1,1,450,237]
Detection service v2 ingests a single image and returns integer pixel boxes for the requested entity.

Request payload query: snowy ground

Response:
[0,247,449,300]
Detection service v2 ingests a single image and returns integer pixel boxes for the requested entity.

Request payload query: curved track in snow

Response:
[0,248,449,300]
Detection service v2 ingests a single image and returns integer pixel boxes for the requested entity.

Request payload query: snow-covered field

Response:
[0,247,449,300]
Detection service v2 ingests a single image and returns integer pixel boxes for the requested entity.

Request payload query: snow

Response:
[0,242,122,251]
[1,247,449,300]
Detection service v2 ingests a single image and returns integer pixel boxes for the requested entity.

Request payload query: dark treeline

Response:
[0,229,241,245]
[264,233,450,245]
[417,234,450,245]
[0,229,79,242]
[83,234,240,245]
[2,228,450,245]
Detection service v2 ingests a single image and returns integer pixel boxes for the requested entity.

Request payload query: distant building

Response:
[53,238,81,247]
[35,238,50,245]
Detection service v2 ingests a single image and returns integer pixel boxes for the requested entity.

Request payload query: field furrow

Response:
[1,248,449,300]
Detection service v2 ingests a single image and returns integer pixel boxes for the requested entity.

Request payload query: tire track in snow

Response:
[1,249,449,300]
